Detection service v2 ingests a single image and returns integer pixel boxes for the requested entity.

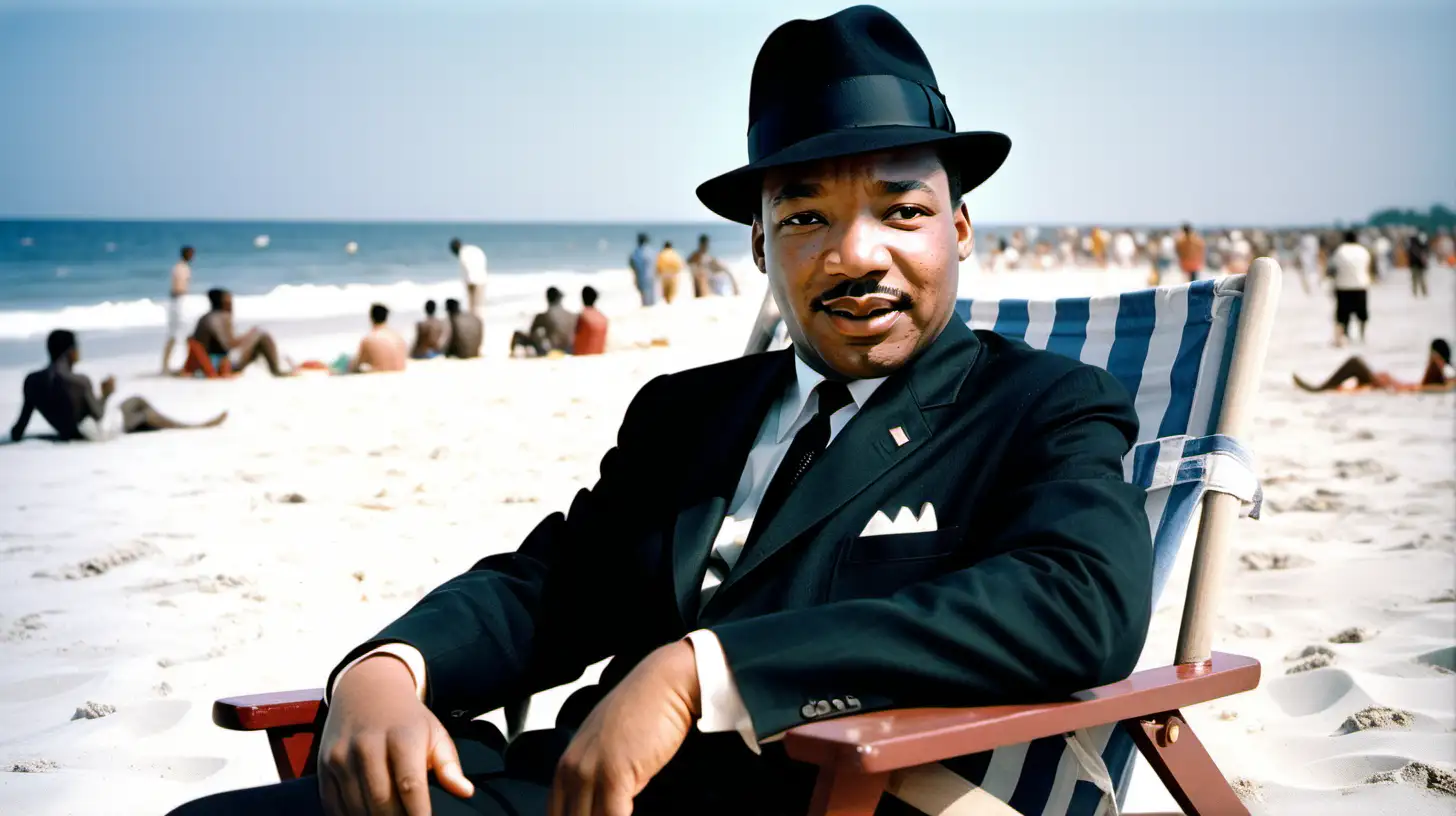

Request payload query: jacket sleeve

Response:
[710,365,1154,739]
[327,374,674,721]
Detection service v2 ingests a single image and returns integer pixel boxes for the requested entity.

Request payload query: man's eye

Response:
[780,212,824,227]
[887,205,928,220]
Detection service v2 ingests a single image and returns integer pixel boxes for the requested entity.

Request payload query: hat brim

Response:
[695,127,1010,225]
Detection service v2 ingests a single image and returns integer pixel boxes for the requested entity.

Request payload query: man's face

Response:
[753,147,973,379]
[221,293,234,313]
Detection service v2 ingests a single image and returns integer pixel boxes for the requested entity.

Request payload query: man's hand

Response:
[549,640,700,816]
[100,376,116,398]
[319,654,473,816]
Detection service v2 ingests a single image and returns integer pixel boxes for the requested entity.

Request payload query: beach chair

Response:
[212,261,1282,815]
[181,338,234,378]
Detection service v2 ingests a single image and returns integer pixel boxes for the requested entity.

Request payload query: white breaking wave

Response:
[0,256,761,340]
[0,268,655,340]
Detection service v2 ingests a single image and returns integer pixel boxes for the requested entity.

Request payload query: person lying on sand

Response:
[1294,338,1454,393]
[349,303,408,374]
[193,288,291,376]
[412,299,449,360]
[10,330,227,442]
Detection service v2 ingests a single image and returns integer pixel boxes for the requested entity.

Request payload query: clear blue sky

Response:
[1,0,1451,224]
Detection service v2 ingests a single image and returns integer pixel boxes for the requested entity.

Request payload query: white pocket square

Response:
[859,502,938,537]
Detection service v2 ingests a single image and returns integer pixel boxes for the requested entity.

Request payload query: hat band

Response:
[747,74,955,162]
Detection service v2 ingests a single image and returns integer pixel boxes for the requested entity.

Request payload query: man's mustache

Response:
[810,280,913,311]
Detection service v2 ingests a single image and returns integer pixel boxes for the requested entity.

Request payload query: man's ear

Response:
[751,218,767,274]
[955,202,974,262]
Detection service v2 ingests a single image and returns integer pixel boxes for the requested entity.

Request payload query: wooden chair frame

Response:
[213,261,1282,815]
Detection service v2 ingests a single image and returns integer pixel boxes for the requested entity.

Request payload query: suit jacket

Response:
[329,318,1154,812]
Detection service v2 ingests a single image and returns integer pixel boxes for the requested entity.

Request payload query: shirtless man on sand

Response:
[350,303,408,373]
[412,299,449,359]
[12,330,226,442]
[193,288,290,376]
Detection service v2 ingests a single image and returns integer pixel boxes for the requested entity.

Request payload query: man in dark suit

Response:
[172,7,1151,816]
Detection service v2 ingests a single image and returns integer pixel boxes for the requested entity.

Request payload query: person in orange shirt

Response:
[572,286,608,355]
[656,241,686,303]
[1175,223,1206,281]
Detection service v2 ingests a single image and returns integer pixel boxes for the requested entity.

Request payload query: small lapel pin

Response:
[889,426,909,446]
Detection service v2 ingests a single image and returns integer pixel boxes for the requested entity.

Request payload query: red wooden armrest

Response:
[784,651,1259,774]
[213,688,325,732]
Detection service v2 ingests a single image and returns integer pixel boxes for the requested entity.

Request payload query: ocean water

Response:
[0,220,751,339]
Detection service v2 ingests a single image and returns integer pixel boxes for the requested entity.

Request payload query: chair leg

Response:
[805,762,889,816]
[1124,710,1247,816]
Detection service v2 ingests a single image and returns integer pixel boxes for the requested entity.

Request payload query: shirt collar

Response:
[776,353,888,444]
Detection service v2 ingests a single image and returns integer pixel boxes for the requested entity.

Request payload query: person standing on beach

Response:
[349,304,408,373]
[162,246,194,375]
[193,288,290,376]
[629,232,657,307]
[450,238,488,316]
[573,285,608,355]
[686,234,716,297]
[1407,231,1430,299]
[1176,223,1206,281]
[1328,229,1373,347]
[656,240,686,303]
[412,299,449,359]
[443,298,483,359]
[12,330,226,442]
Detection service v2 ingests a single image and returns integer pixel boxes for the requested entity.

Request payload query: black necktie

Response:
[746,380,855,546]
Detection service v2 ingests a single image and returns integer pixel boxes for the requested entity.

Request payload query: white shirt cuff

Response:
[328,643,427,704]
[685,629,760,754]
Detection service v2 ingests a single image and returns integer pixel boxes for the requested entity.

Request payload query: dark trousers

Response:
[166,725,835,816]
[168,725,558,816]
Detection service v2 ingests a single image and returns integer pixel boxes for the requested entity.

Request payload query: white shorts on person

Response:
[166,296,185,339]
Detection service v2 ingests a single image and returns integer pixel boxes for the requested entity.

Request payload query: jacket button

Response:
[845,695,861,710]
[831,698,846,711]
[814,700,832,716]
[801,703,818,719]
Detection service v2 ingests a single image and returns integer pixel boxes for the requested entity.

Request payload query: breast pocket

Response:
[831,527,964,601]
[846,526,962,564]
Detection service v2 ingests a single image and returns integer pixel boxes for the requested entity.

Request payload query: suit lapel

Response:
[670,351,794,624]
[709,320,982,604]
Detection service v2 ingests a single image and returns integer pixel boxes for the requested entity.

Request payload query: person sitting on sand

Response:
[443,298,482,359]
[510,286,576,357]
[193,288,289,376]
[411,299,449,359]
[11,330,226,442]
[573,285,608,355]
[1294,338,1454,393]
[349,303,408,374]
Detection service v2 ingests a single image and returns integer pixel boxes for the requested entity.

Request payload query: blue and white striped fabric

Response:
[904,276,1257,816]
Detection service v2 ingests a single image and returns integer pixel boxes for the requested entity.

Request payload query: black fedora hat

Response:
[696,5,1010,225]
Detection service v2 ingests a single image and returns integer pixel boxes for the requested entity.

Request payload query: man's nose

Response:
[823,216,892,279]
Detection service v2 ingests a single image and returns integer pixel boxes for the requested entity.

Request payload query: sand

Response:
[0,264,1452,815]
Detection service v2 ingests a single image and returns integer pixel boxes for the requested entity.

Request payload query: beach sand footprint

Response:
[1360,762,1456,797]
[1240,551,1315,571]
[0,671,105,705]
[1335,705,1415,735]
[33,541,159,580]
[72,699,193,742]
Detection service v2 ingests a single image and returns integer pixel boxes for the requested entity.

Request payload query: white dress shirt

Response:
[457,243,488,286]
[333,353,886,753]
